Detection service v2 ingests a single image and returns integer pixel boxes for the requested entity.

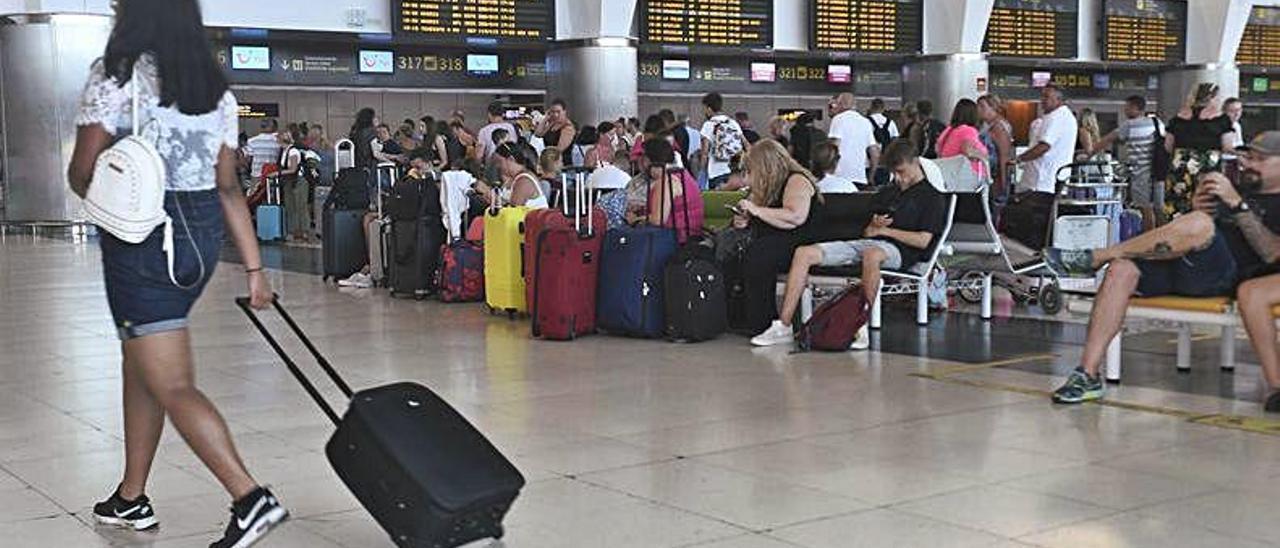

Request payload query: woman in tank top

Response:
[477,142,548,209]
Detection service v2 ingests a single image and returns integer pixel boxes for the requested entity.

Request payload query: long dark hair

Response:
[495,142,537,173]
[351,108,376,139]
[950,99,980,129]
[103,0,227,115]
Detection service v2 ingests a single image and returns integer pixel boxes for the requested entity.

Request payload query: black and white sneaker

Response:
[210,487,289,548]
[93,490,159,531]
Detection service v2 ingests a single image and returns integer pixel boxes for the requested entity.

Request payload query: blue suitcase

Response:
[1119,208,1143,241]
[596,225,677,338]
[257,175,285,241]
[257,205,284,241]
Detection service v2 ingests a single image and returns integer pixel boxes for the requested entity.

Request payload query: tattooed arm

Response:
[1234,210,1280,264]
[1200,172,1280,264]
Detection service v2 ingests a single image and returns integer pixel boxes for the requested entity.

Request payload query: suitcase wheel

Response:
[506,309,516,320]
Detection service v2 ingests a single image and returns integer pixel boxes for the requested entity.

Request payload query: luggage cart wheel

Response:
[957,271,985,304]
[1039,284,1063,315]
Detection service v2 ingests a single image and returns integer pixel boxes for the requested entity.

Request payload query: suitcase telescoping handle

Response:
[235,296,354,426]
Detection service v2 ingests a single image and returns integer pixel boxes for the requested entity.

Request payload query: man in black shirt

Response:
[752,139,948,349]
[1046,131,1280,405]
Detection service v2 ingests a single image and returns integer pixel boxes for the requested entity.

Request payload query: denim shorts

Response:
[816,239,903,270]
[100,190,224,340]
[1136,232,1238,298]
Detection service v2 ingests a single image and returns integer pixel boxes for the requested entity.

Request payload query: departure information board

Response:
[1103,0,1186,63]
[1238,6,1280,66]
[811,0,923,53]
[394,0,553,43]
[984,0,1078,58]
[641,0,773,48]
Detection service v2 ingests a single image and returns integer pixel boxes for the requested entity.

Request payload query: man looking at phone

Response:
[1043,131,1280,404]
[751,139,947,349]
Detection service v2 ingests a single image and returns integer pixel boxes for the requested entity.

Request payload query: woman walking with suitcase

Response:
[67,1,288,546]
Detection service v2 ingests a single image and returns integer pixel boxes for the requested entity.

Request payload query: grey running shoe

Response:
[1052,367,1105,404]
[1043,248,1097,277]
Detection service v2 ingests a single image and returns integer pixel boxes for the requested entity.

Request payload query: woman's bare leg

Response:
[117,348,165,501]
[123,330,256,500]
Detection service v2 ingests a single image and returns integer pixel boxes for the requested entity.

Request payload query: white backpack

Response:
[82,76,202,288]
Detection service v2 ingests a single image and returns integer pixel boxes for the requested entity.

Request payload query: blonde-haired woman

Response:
[1164,82,1236,218]
[978,94,1013,203]
[1077,108,1102,159]
[733,139,822,334]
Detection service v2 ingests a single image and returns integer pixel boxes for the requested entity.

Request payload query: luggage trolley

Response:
[1047,159,1128,295]
[955,159,1127,313]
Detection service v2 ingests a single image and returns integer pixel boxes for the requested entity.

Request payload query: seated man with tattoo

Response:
[1043,131,1280,404]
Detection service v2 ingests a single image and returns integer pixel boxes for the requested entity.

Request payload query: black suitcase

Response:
[664,243,727,342]
[322,208,368,282]
[236,298,524,548]
[391,217,445,299]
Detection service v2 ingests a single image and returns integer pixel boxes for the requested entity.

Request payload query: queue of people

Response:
[274,84,1280,414]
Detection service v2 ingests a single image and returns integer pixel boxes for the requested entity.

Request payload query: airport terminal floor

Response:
[3,234,1280,548]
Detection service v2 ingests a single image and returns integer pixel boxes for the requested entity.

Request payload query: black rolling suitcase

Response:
[322,209,368,282]
[390,217,445,299]
[236,298,524,548]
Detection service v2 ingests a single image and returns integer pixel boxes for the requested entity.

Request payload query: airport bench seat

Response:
[1098,296,1280,382]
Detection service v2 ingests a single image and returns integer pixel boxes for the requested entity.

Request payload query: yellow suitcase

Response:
[483,205,532,316]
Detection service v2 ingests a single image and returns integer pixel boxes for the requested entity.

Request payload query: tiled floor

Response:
[2,233,1280,548]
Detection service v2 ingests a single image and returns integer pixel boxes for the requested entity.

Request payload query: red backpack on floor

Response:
[796,285,870,352]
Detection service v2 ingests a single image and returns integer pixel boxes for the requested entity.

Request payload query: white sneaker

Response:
[849,325,870,351]
[338,272,372,288]
[751,320,794,347]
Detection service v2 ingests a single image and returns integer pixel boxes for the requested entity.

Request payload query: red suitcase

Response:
[524,171,606,340]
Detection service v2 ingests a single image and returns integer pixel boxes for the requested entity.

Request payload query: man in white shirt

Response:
[588,151,633,191]
[474,101,517,162]
[1016,84,1077,195]
[699,92,746,189]
[246,119,282,179]
[827,92,879,186]
[867,97,899,146]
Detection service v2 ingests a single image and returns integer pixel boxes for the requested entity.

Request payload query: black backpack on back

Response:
[870,115,893,148]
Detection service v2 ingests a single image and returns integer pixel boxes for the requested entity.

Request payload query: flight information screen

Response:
[1238,6,1280,66]
[394,0,553,43]
[984,0,1078,58]
[1102,0,1186,63]
[641,0,773,48]
[811,0,923,54]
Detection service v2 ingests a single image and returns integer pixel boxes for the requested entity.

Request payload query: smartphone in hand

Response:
[725,204,745,216]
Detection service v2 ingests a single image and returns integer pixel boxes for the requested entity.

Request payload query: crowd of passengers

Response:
[239,85,1280,414]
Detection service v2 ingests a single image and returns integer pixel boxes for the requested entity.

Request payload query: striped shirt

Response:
[1116,117,1162,184]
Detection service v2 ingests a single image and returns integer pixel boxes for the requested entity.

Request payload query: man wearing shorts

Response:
[1044,131,1280,404]
[752,139,948,349]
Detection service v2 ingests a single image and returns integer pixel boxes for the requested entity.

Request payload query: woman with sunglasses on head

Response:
[474,142,549,209]
[67,1,288,546]
[1163,82,1238,220]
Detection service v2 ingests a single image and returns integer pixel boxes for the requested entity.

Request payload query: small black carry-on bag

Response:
[236,297,524,548]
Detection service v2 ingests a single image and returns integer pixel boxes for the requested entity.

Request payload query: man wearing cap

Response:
[1043,131,1280,406]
